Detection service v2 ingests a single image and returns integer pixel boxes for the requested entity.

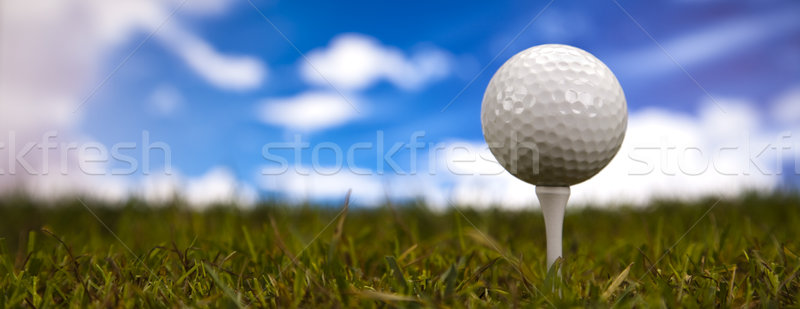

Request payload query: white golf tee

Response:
[535,186,570,269]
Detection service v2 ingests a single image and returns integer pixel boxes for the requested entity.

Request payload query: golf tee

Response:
[536,186,570,269]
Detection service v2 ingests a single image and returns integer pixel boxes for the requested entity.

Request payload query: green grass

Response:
[1,192,799,307]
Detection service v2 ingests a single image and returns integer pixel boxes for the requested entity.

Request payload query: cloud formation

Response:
[261,166,386,205]
[18,166,258,209]
[260,33,454,133]
[258,98,790,208]
[184,167,258,207]
[3,2,796,209]
[301,34,452,91]
[0,1,265,200]
[158,26,267,91]
[258,92,360,132]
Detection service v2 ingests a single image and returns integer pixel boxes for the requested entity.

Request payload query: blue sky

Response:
[2,0,799,206]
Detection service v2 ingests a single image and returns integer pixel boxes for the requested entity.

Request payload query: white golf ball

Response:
[481,44,627,186]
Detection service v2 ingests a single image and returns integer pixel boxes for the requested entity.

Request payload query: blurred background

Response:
[1,0,798,208]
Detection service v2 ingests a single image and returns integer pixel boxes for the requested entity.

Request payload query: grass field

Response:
[1,192,799,307]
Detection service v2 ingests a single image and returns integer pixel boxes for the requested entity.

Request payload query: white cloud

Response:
[258,91,360,132]
[22,173,132,203]
[139,171,182,204]
[185,167,257,207]
[301,33,452,91]
[261,166,386,205]
[158,26,267,91]
[22,167,257,208]
[259,34,453,133]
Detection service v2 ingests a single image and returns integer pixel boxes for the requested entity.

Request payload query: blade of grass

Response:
[203,262,244,308]
[457,257,499,292]
[439,263,458,300]
[241,226,257,262]
[385,256,408,291]
[602,263,632,301]
[359,290,419,303]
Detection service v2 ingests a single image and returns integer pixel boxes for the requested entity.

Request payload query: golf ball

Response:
[481,44,627,186]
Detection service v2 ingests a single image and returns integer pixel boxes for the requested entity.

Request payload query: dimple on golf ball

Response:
[481,44,628,186]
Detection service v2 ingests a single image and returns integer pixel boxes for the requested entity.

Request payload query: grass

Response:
[1,192,799,307]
